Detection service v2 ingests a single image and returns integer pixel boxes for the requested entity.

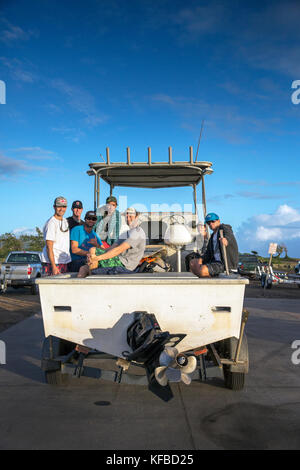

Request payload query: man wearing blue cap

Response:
[189,212,238,277]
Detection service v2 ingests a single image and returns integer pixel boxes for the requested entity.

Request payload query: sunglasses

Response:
[86,216,97,221]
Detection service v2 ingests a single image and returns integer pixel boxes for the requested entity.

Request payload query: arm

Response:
[46,240,60,275]
[70,240,89,257]
[88,235,104,249]
[89,241,131,262]
[219,225,235,247]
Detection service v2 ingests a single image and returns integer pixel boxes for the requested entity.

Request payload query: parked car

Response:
[238,254,259,278]
[0,251,42,295]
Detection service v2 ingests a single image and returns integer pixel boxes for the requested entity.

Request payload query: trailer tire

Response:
[261,274,272,289]
[30,283,38,295]
[223,368,245,391]
[45,369,70,386]
[222,335,248,391]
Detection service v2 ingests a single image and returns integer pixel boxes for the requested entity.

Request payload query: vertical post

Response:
[148,147,152,165]
[97,173,100,208]
[201,172,210,252]
[94,173,97,211]
[193,184,198,216]
[177,248,182,273]
[264,253,273,294]
[127,147,130,164]
[106,147,110,164]
[168,146,172,164]
[201,173,207,220]
[189,146,193,164]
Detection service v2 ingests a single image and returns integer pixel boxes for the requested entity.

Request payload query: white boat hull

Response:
[37,273,248,358]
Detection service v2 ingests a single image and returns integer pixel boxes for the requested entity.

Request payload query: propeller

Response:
[154,347,197,386]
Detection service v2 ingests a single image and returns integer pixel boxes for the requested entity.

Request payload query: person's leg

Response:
[90,266,133,275]
[185,252,201,272]
[190,259,210,277]
[77,264,91,278]
[191,261,224,278]
[69,259,86,273]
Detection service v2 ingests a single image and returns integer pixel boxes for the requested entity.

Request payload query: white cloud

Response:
[0,57,38,83]
[0,152,47,178]
[0,18,38,45]
[13,147,58,161]
[51,78,109,128]
[236,204,300,257]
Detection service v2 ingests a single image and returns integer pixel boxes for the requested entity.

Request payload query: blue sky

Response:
[1,0,300,256]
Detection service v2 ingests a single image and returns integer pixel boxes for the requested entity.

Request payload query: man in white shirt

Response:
[41,196,71,276]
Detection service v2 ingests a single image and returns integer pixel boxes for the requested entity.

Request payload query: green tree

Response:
[275,245,284,258]
[0,233,23,260]
[0,228,44,261]
[20,227,44,252]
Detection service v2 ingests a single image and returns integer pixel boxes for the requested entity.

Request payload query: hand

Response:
[220,237,228,247]
[197,224,208,239]
[89,237,98,247]
[87,254,99,266]
[52,265,60,275]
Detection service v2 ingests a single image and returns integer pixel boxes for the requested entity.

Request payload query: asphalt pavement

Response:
[0,297,299,450]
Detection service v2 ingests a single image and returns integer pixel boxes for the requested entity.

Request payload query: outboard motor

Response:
[124,312,186,375]
[124,312,170,363]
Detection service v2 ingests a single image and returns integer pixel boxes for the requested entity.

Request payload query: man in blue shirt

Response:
[69,211,103,272]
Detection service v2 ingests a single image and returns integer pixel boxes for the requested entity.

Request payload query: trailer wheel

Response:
[45,369,70,386]
[261,274,272,289]
[222,335,248,391]
[42,336,75,386]
[30,283,38,295]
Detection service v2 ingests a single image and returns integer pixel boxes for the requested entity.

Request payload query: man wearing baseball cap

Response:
[78,207,146,277]
[41,196,71,275]
[189,212,238,277]
[95,196,121,245]
[67,200,84,230]
[69,210,104,272]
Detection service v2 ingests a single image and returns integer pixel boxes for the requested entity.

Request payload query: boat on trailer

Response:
[38,146,249,401]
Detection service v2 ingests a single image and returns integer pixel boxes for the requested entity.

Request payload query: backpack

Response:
[137,256,173,273]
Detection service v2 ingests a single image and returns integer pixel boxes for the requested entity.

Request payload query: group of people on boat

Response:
[41,195,238,278]
[41,196,146,277]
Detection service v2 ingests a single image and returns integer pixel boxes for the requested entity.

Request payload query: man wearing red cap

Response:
[41,196,71,276]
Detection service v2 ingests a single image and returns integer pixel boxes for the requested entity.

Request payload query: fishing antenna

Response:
[195,120,204,163]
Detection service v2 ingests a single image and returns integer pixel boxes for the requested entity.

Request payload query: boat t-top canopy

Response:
[87,146,214,213]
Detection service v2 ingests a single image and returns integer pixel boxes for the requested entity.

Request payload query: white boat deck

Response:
[37,272,249,286]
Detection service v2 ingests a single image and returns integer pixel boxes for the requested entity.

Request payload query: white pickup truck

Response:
[0,251,42,295]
